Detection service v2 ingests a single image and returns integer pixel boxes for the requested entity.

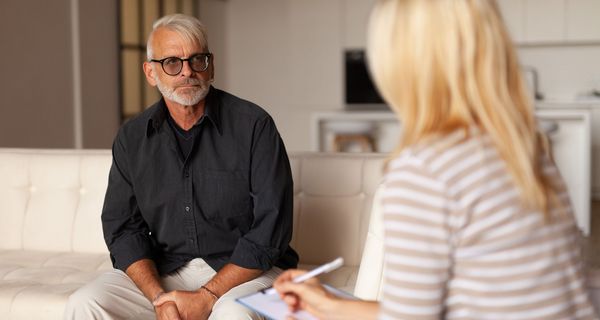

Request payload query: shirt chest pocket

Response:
[198,170,251,221]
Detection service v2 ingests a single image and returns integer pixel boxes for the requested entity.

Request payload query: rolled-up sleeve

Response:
[229,116,294,270]
[101,129,154,272]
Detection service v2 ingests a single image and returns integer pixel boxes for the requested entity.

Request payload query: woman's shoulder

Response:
[387,127,499,188]
[392,127,486,166]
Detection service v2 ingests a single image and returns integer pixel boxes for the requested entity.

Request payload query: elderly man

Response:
[65,14,298,320]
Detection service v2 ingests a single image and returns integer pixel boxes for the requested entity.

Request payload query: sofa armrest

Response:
[354,184,386,300]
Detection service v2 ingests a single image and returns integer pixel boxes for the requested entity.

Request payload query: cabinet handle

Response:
[538,120,559,135]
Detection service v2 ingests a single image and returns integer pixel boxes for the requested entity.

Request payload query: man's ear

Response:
[143,62,157,86]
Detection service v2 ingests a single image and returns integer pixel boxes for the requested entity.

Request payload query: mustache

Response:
[175,79,203,86]
[174,78,214,88]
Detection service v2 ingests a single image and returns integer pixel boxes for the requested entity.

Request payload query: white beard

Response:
[154,75,213,106]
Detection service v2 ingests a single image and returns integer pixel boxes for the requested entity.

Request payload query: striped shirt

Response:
[380,128,598,320]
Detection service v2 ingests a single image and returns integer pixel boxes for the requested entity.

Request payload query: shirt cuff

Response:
[109,233,154,272]
[229,238,281,271]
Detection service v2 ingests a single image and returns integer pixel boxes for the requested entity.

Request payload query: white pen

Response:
[263,257,344,295]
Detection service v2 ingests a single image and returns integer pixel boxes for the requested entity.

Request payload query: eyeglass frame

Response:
[149,52,212,76]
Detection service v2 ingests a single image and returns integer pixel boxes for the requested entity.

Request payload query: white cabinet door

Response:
[566,0,600,41]
[536,108,592,235]
[525,0,566,42]
[592,107,600,200]
[498,0,526,43]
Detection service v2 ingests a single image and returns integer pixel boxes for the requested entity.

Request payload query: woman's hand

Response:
[273,269,339,319]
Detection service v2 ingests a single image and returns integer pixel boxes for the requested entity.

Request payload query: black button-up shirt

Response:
[102,87,298,275]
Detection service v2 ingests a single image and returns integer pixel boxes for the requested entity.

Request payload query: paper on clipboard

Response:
[236,284,357,320]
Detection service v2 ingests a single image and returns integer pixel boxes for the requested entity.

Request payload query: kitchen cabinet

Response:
[540,101,600,201]
[311,111,399,153]
[524,0,566,43]
[593,107,600,200]
[535,107,592,235]
[566,0,600,41]
[497,0,525,43]
[499,0,600,44]
[313,107,593,235]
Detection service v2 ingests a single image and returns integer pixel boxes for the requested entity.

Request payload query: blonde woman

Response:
[273,0,599,319]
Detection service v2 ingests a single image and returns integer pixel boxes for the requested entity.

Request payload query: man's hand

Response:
[155,301,181,320]
[153,290,216,320]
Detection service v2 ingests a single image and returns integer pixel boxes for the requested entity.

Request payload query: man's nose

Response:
[179,60,194,77]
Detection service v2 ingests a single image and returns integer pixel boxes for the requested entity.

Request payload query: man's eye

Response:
[191,55,205,63]
[164,58,180,66]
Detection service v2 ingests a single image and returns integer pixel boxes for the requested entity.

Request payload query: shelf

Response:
[517,41,600,48]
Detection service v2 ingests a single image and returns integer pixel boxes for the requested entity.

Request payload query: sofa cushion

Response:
[0,250,112,319]
[0,282,79,320]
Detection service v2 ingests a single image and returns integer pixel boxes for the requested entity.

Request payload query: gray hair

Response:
[147,14,209,59]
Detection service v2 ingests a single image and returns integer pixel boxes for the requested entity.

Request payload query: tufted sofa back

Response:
[0,149,112,253]
[0,149,386,268]
[289,153,385,269]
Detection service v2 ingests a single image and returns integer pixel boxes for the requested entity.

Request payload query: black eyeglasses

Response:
[150,53,212,76]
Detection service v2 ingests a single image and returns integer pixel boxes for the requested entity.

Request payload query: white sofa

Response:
[0,148,386,319]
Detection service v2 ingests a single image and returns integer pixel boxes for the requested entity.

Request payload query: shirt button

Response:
[188,238,195,243]
[185,206,190,212]
[184,171,190,177]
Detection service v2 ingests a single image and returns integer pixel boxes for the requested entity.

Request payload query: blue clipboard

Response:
[236,284,357,320]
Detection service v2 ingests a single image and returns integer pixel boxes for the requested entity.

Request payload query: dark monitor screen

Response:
[345,50,386,109]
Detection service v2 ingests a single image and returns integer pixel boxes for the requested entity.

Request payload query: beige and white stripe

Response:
[380,128,598,320]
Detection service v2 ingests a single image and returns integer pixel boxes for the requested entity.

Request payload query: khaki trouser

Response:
[64,258,281,320]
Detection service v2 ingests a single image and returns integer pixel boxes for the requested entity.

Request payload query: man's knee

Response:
[64,285,102,319]
[64,273,154,320]
[210,298,263,320]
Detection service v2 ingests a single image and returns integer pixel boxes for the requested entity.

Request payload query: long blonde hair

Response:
[367,0,554,214]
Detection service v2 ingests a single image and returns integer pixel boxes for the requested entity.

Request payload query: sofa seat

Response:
[0,250,112,283]
[0,250,112,319]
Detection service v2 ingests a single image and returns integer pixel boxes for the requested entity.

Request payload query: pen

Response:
[263,257,344,295]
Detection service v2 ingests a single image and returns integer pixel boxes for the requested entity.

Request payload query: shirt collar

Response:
[146,86,222,137]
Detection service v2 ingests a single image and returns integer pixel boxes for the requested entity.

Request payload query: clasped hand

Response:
[153,289,216,320]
